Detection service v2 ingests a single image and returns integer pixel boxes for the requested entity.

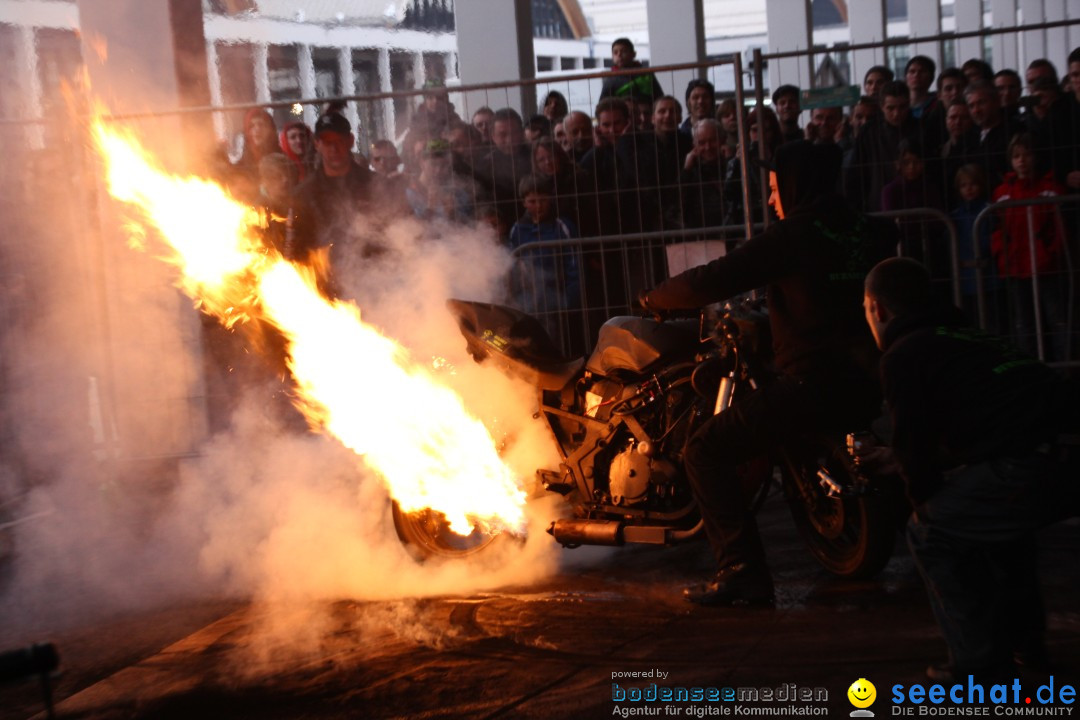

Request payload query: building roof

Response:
[206,0,411,25]
[556,0,592,38]
[206,0,591,36]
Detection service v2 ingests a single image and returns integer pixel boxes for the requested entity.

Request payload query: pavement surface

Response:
[2,490,1079,720]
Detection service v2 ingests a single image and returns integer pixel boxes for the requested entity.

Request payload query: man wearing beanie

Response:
[290,112,374,265]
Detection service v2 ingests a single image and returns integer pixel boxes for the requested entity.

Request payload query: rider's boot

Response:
[683,562,775,607]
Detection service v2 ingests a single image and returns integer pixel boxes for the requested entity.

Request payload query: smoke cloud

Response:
[0,132,576,663]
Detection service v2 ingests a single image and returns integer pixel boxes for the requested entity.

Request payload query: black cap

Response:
[314,112,351,137]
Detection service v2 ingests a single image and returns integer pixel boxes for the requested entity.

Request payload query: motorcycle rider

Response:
[639,139,896,606]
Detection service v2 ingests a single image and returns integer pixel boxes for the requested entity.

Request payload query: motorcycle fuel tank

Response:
[585,317,699,376]
[447,298,583,391]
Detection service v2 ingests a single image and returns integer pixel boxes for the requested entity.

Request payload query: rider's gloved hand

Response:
[638,289,669,322]
[851,443,902,476]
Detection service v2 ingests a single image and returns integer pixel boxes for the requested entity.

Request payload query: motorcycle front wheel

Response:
[391,501,503,562]
[779,434,897,579]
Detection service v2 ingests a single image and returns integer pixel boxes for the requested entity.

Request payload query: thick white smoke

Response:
[0,175,577,662]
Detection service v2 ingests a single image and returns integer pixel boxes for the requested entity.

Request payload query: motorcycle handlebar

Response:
[637,290,701,322]
[640,307,701,323]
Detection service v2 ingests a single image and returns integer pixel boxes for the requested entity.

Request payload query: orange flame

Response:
[92,120,526,537]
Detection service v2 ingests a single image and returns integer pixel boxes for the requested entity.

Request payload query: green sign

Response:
[800,85,860,110]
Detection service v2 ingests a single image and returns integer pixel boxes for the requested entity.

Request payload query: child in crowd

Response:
[880,139,946,275]
[991,133,1068,360]
[950,164,1000,331]
[508,175,582,348]
[405,139,474,223]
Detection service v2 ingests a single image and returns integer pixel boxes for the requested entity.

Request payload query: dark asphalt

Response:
[3,490,1079,719]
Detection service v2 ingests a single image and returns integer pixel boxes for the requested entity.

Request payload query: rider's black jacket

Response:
[643,141,895,378]
[880,304,1074,505]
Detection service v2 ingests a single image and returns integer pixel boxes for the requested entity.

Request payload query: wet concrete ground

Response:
[3,491,1079,719]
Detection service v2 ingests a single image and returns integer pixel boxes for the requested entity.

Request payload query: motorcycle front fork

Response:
[711,371,871,500]
[713,372,735,415]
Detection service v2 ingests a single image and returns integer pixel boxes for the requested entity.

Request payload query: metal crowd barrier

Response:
[509,209,964,359]
[511,196,1080,369]
[508,224,758,357]
[871,207,961,307]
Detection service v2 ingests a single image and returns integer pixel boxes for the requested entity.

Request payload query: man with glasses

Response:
[369,140,402,177]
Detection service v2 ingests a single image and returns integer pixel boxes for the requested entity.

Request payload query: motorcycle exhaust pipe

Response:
[547,519,624,546]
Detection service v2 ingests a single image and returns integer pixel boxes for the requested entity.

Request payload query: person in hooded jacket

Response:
[638,140,897,606]
[862,257,1078,682]
[279,120,316,182]
[230,107,280,200]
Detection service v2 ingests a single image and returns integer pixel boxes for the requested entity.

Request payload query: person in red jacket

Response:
[990,132,1068,360]
[279,120,316,183]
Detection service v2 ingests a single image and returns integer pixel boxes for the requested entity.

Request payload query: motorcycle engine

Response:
[608,443,677,506]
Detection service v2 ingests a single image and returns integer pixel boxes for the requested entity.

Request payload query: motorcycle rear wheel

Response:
[391,501,502,562]
[779,435,896,579]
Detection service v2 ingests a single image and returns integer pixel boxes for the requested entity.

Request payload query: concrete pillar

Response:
[645,0,706,105]
[764,0,812,93]
[298,44,316,127]
[954,0,984,67]
[14,26,43,149]
[378,48,395,141]
[78,0,211,166]
[337,47,360,145]
[253,42,270,103]
[75,0,213,460]
[991,0,1020,71]
[412,51,426,90]
[909,0,943,69]
[1020,0,1046,66]
[205,41,226,141]
[1043,0,1067,72]
[849,0,887,90]
[454,0,535,117]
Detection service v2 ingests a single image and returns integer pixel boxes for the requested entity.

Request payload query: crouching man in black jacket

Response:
[863,257,1078,682]
[639,140,895,606]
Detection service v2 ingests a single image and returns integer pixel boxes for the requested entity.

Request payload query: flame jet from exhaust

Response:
[91,120,527,537]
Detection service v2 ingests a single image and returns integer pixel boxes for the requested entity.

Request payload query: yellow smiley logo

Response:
[847,678,876,708]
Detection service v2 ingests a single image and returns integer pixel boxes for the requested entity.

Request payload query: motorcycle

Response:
[392,297,901,578]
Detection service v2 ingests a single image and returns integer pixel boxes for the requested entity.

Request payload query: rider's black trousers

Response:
[683,368,880,571]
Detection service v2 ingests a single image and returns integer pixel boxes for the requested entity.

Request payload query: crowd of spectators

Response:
[222,40,1080,360]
